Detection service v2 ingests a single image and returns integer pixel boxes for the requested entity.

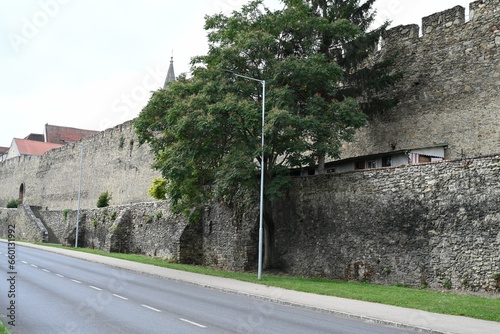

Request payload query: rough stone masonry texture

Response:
[340,0,500,160]
[272,156,500,291]
[0,1,499,292]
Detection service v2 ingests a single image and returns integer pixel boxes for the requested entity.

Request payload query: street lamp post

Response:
[224,70,265,280]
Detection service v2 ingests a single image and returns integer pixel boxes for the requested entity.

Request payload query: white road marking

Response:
[21,261,28,264]
[113,294,128,300]
[42,269,50,273]
[71,279,82,284]
[89,286,102,291]
[141,304,161,312]
[56,274,64,278]
[180,318,207,328]
[31,264,38,268]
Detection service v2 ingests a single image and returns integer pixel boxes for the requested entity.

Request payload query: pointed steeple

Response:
[163,51,176,89]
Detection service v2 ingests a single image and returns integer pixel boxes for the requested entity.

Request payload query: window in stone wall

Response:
[19,183,25,203]
[366,160,377,169]
[419,155,431,163]
[354,161,365,170]
[382,156,392,167]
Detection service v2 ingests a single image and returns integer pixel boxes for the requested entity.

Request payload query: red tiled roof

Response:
[13,138,63,156]
[24,133,45,142]
[45,124,99,144]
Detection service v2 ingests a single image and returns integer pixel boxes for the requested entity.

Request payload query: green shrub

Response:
[6,199,21,208]
[118,135,125,149]
[62,209,71,220]
[156,210,163,219]
[148,177,167,200]
[97,191,111,208]
[146,215,153,224]
[444,279,452,290]
[110,211,117,220]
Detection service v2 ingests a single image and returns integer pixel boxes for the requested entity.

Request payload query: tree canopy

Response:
[135,0,399,265]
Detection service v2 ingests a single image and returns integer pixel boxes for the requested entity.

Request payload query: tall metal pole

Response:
[223,69,265,280]
[75,143,83,248]
[257,80,265,280]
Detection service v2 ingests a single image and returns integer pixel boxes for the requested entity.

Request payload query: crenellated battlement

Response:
[422,5,465,35]
[380,0,500,49]
[342,0,500,163]
[380,24,419,48]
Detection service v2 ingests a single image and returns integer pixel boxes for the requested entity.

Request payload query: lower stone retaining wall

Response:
[0,206,48,242]
[273,155,500,292]
[0,209,19,240]
[202,198,259,271]
[0,201,200,264]
[1,155,498,293]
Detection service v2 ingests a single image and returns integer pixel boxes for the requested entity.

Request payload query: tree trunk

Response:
[317,155,326,174]
[263,199,276,269]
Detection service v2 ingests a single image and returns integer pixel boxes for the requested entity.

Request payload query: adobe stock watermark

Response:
[7,0,72,54]
[61,268,132,334]
[373,0,402,27]
[236,289,283,334]
[99,65,166,131]
[6,225,17,328]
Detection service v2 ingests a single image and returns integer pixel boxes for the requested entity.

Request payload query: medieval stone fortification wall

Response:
[0,207,47,243]
[272,155,500,291]
[0,201,201,263]
[0,121,160,210]
[0,1,498,292]
[342,0,500,160]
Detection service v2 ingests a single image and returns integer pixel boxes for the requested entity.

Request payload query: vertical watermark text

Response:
[6,224,17,327]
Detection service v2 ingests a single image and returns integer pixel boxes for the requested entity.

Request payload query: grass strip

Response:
[34,242,500,322]
[0,321,9,334]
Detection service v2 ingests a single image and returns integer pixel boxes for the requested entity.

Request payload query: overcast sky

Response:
[0,0,471,147]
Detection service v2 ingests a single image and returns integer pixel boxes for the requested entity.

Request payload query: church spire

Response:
[163,51,176,89]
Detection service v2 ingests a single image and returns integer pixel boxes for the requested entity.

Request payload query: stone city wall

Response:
[272,154,500,291]
[1,155,498,292]
[0,121,160,210]
[0,206,47,243]
[0,201,200,263]
[0,1,498,293]
[33,201,199,262]
[202,195,259,271]
[342,0,500,160]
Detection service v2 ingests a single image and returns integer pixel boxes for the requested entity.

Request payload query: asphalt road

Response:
[1,244,419,333]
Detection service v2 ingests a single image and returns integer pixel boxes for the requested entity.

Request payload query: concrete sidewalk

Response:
[12,241,500,334]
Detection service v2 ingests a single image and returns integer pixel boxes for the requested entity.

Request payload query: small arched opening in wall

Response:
[18,183,25,203]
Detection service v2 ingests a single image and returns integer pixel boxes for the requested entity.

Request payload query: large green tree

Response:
[305,0,401,113]
[135,0,397,268]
